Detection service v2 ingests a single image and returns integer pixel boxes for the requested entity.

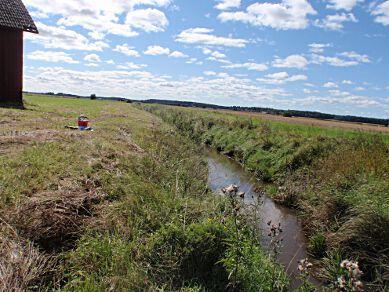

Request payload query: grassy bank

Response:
[140,104,389,289]
[0,95,288,291]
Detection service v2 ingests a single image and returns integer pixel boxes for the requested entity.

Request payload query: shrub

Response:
[309,232,327,258]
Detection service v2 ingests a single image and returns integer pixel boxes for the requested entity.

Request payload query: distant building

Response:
[0,0,38,108]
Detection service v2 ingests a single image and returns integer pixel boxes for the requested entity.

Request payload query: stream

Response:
[206,148,321,290]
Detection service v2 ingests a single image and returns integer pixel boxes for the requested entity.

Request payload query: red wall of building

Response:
[0,27,24,107]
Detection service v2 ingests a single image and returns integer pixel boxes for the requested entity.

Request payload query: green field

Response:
[1,94,387,291]
[1,95,288,291]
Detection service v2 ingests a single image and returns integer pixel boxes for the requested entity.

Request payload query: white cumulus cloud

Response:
[114,44,140,57]
[144,45,170,55]
[169,51,188,58]
[215,0,241,10]
[326,0,364,11]
[84,54,101,63]
[371,1,389,26]
[218,0,317,30]
[323,82,339,88]
[25,22,109,51]
[257,72,308,84]
[314,13,357,30]
[273,55,309,69]
[24,0,171,38]
[28,50,79,63]
[309,43,331,54]
[176,28,248,48]
[223,62,269,72]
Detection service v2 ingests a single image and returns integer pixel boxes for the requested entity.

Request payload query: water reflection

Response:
[206,148,321,290]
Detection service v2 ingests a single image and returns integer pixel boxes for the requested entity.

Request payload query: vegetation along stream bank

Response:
[0,94,387,291]
[140,103,389,290]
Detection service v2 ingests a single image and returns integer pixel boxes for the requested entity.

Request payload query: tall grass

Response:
[140,103,389,289]
[0,95,288,290]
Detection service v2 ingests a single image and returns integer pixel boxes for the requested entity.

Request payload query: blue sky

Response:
[23,0,389,118]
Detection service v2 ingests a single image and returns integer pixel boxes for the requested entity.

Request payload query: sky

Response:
[22,0,389,118]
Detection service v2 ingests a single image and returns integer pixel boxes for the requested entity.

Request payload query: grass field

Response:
[158,106,389,141]
[141,103,389,290]
[0,94,288,291]
[220,109,389,134]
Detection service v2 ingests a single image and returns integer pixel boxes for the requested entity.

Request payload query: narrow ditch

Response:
[205,148,322,290]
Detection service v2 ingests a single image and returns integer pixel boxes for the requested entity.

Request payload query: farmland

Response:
[0,94,288,291]
[0,94,388,291]
[219,109,389,134]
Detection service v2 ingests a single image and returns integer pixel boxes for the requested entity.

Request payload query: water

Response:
[206,148,321,290]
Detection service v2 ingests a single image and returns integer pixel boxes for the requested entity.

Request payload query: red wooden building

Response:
[0,0,38,108]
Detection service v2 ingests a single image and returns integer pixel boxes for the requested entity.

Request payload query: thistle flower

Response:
[353,280,364,290]
[337,275,347,289]
[336,259,364,291]
[297,258,313,273]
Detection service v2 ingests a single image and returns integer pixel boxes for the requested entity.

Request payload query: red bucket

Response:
[78,115,89,127]
[78,120,89,127]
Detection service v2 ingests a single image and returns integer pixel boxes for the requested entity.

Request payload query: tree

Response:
[90,94,97,100]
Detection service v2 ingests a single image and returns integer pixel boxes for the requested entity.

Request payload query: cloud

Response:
[125,8,169,32]
[311,54,354,67]
[223,62,269,71]
[202,48,231,64]
[273,55,309,69]
[311,51,370,67]
[314,13,357,30]
[176,28,248,47]
[28,50,79,63]
[114,44,140,57]
[84,54,101,63]
[210,51,227,59]
[371,1,389,26]
[303,88,319,94]
[257,72,308,84]
[116,62,148,69]
[25,22,109,51]
[186,58,203,65]
[204,71,231,78]
[215,0,241,10]
[339,51,370,63]
[144,45,170,55]
[202,48,227,60]
[302,93,380,107]
[308,43,331,54]
[24,66,288,105]
[169,51,188,58]
[204,71,217,76]
[25,0,171,38]
[323,82,338,88]
[326,0,364,11]
[342,80,353,84]
[218,0,317,30]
